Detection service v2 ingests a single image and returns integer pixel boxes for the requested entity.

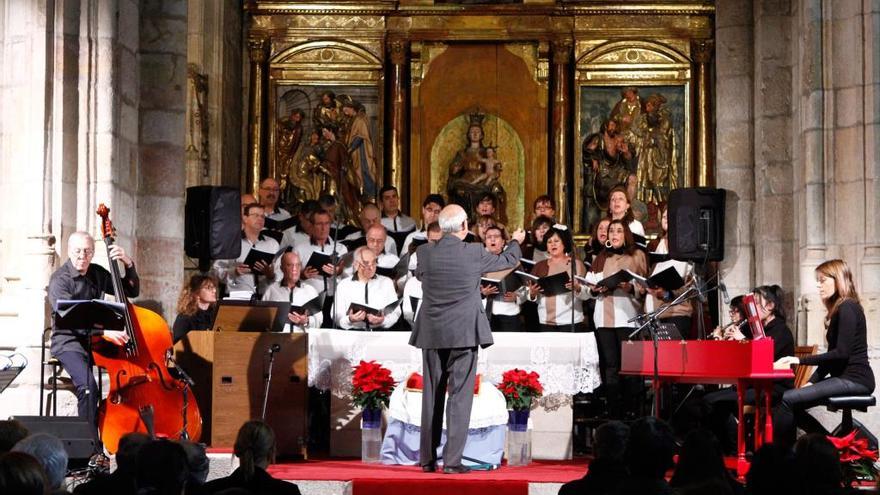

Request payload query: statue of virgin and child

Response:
[446,111,508,224]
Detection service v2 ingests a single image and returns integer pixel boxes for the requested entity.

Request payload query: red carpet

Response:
[264,458,586,493]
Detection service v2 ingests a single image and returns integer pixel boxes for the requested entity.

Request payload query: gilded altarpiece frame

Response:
[267,39,385,218]
[574,40,693,237]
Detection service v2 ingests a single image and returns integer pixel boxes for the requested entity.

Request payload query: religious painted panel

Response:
[272,85,381,224]
[577,85,688,235]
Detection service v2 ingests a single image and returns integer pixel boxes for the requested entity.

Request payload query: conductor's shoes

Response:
[442,465,471,474]
[421,462,436,472]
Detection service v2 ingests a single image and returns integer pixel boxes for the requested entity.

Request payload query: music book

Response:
[243,245,289,271]
[387,229,416,255]
[376,254,410,279]
[518,258,537,273]
[481,267,521,293]
[515,271,571,297]
[306,250,348,274]
[629,266,686,291]
[633,233,648,249]
[348,298,402,318]
[408,236,429,253]
[54,299,126,331]
[341,236,367,251]
[648,251,671,265]
[263,216,298,232]
[582,270,637,291]
[289,296,322,316]
[261,229,283,244]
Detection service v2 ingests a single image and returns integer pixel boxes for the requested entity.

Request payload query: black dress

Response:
[171,307,216,343]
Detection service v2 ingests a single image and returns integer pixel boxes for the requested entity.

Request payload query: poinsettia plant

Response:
[351,360,396,410]
[497,368,543,411]
[827,430,879,486]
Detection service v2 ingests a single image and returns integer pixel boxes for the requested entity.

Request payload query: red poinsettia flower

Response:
[351,360,396,410]
[497,368,544,411]
[827,430,880,485]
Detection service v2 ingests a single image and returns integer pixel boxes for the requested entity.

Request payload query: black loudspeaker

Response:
[668,187,726,261]
[12,416,96,465]
[184,186,242,262]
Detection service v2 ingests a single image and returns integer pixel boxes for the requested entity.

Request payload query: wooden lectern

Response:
[173,331,308,458]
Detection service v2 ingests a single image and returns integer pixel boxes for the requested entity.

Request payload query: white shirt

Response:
[342,252,400,281]
[380,213,416,233]
[401,276,423,326]
[295,238,348,296]
[213,233,281,298]
[265,207,292,221]
[279,227,309,252]
[334,275,401,330]
[400,229,426,255]
[261,282,322,332]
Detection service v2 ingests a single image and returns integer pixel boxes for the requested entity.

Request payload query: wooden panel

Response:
[174,331,308,458]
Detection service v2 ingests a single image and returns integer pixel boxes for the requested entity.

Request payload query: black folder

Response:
[387,229,416,255]
[648,251,671,265]
[54,299,127,331]
[263,216,298,232]
[632,266,686,291]
[515,271,571,297]
[518,258,537,273]
[376,254,410,280]
[348,298,402,318]
[243,246,289,271]
[289,296,323,316]
[408,236,429,254]
[305,250,338,274]
[341,235,367,251]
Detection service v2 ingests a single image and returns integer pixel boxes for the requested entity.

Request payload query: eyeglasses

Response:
[358,260,377,267]
[71,248,95,257]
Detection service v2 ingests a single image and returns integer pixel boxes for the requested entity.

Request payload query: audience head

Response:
[136,439,189,495]
[421,194,445,226]
[280,251,302,285]
[746,443,795,495]
[530,215,554,247]
[624,417,676,479]
[379,186,401,215]
[754,284,786,323]
[242,203,266,234]
[593,420,629,461]
[354,247,378,281]
[67,231,96,275]
[815,259,860,312]
[482,225,506,254]
[533,195,555,220]
[115,431,151,475]
[607,186,634,223]
[426,221,443,242]
[358,203,382,232]
[669,428,730,488]
[176,274,218,316]
[258,178,282,210]
[0,451,47,495]
[12,433,67,490]
[544,225,574,257]
[794,433,843,495]
[606,219,635,253]
[438,205,468,237]
[365,224,388,256]
[233,420,277,482]
[179,440,210,486]
[309,209,333,243]
[0,420,28,454]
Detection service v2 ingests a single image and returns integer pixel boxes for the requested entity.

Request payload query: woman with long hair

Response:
[525,225,591,332]
[587,219,647,418]
[606,186,645,238]
[204,420,301,495]
[774,259,875,445]
[171,274,218,343]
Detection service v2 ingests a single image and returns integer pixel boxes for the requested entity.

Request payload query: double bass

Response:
[92,204,202,452]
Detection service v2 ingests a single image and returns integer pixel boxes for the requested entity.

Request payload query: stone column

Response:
[550,40,572,226]
[388,40,409,206]
[246,37,269,194]
[692,39,714,187]
[137,0,187,318]
[714,0,755,318]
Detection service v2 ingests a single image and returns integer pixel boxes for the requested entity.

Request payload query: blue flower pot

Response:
[362,407,382,430]
[508,409,529,432]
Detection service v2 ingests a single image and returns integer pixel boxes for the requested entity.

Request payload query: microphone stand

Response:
[261,344,281,421]
[167,356,195,440]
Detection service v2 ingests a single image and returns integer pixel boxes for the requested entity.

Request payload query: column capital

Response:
[247,37,270,63]
[691,39,714,65]
[389,39,409,66]
[551,39,572,65]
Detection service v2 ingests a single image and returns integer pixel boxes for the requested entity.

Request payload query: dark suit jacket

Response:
[409,234,521,349]
[204,467,301,495]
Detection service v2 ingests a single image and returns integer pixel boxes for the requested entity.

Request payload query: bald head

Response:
[438,205,467,238]
[365,224,388,256]
[67,231,96,274]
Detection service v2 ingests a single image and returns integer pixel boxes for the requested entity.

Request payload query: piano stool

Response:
[824,395,876,436]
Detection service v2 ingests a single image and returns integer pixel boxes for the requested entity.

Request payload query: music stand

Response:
[55,300,126,332]
[212,300,290,333]
[0,355,25,394]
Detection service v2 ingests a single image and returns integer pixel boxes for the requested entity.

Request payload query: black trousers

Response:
[595,326,640,418]
[489,314,522,332]
[56,349,99,441]
[774,377,870,446]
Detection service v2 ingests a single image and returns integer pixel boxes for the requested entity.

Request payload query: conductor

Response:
[410,204,525,474]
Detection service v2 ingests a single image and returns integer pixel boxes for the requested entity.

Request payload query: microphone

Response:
[719,282,730,305]
[268,343,281,355]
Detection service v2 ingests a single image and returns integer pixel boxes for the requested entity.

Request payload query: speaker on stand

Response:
[184,186,242,272]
